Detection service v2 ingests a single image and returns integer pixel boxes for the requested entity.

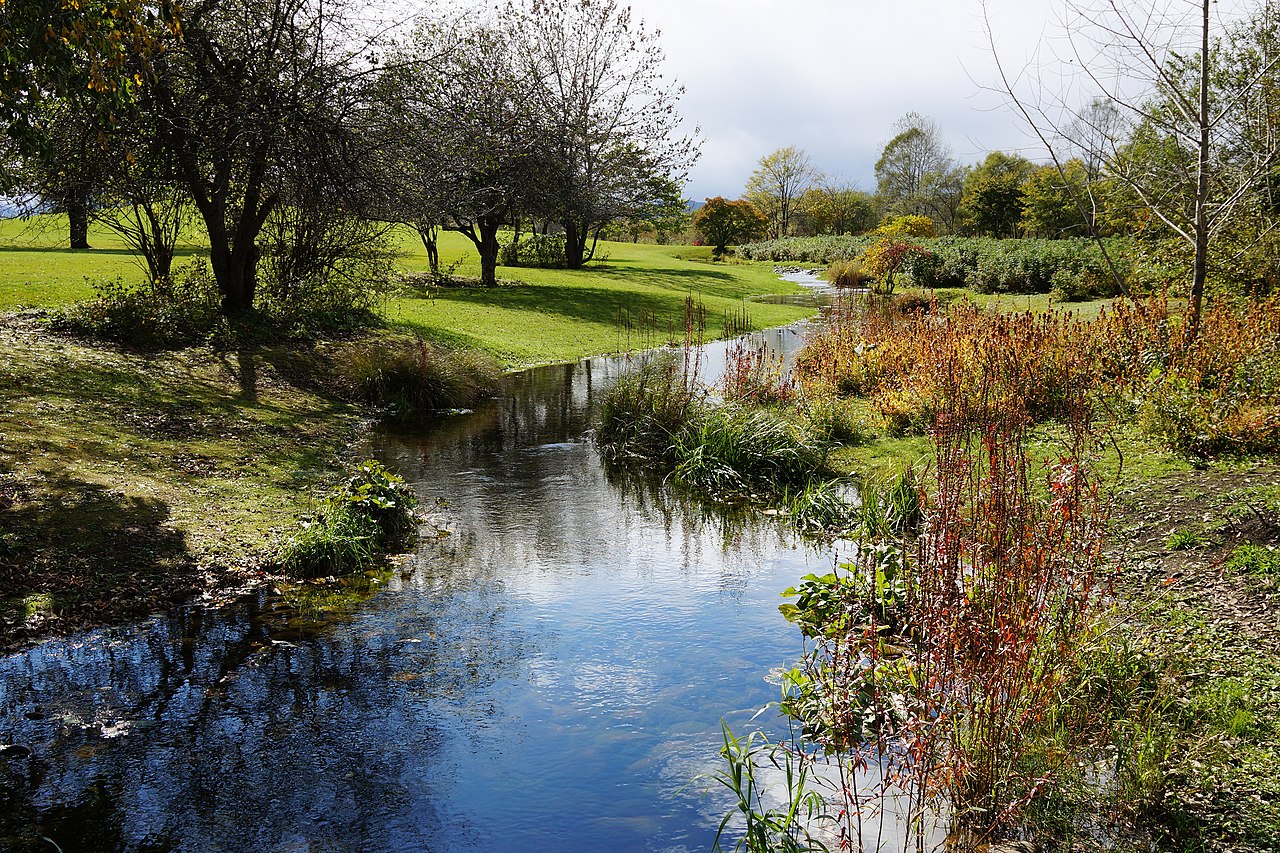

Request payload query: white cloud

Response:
[632,0,1250,199]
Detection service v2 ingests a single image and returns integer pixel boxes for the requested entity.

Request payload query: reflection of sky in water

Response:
[0,327,899,853]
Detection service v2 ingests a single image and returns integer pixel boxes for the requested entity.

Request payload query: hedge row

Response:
[741,235,1186,297]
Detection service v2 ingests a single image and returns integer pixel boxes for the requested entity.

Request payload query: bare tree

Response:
[511,0,700,268]
[745,146,815,238]
[987,0,1280,335]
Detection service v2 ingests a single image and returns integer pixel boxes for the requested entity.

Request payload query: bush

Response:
[336,338,501,418]
[53,260,222,349]
[890,291,933,314]
[278,460,418,578]
[499,233,567,268]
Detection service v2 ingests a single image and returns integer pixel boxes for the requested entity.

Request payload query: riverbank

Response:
[629,294,1280,848]
[0,314,369,650]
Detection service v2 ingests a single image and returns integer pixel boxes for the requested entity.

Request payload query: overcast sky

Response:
[627,0,1249,200]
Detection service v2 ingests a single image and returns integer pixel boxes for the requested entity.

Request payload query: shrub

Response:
[875,214,935,238]
[278,460,418,578]
[53,260,222,349]
[775,413,1108,839]
[499,232,568,268]
[719,341,796,406]
[890,291,933,314]
[795,291,1280,456]
[741,235,1138,296]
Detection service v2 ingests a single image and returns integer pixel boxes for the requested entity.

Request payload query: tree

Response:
[988,0,1280,334]
[386,20,547,288]
[1020,160,1095,237]
[958,151,1035,237]
[0,0,178,142]
[874,113,966,228]
[799,178,876,236]
[693,197,768,256]
[511,0,699,269]
[745,146,815,238]
[145,0,388,313]
[9,102,110,248]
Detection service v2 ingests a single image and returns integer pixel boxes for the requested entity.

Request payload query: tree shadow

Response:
[0,473,197,649]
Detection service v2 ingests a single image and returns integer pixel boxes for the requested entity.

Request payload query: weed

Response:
[1164,527,1208,551]
[278,460,418,578]
[336,338,501,418]
[1224,543,1280,577]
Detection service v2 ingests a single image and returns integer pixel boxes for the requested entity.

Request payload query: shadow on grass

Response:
[0,472,196,648]
[410,281,743,329]
[0,246,207,258]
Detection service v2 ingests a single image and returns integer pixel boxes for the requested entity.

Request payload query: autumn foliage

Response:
[796,294,1280,454]
[692,196,768,256]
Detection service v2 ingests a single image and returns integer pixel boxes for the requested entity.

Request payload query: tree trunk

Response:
[68,195,90,249]
[1188,0,1212,341]
[564,219,587,269]
[417,223,440,275]
[512,217,524,266]
[477,218,501,287]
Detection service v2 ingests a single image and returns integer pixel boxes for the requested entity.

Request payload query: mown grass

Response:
[0,216,815,367]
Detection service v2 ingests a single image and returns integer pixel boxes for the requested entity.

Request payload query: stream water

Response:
[0,275,881,852]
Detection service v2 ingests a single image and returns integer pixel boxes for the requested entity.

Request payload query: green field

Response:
[0,216,814,368]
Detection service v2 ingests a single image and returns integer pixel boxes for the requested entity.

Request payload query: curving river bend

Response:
[1,286,857,852]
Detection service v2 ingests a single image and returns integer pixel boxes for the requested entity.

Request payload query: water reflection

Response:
[2,326,846,853]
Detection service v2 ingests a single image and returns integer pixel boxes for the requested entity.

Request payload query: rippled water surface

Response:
[0,319,864,852]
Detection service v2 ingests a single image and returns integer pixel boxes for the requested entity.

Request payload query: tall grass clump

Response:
[825,258,871,289]
[278,460,418,578]
[671,406,829,496]
[337,338,501,418]
[597,349,837,503]
[596,352,703,460]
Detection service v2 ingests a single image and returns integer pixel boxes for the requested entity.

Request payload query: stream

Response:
[0,275,885,852]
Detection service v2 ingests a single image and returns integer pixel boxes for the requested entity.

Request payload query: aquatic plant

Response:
[711,723,830,853]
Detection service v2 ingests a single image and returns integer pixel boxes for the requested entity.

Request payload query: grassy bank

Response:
[0,315,365,649]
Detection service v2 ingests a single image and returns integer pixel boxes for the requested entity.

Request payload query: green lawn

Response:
[0,216,815,368]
